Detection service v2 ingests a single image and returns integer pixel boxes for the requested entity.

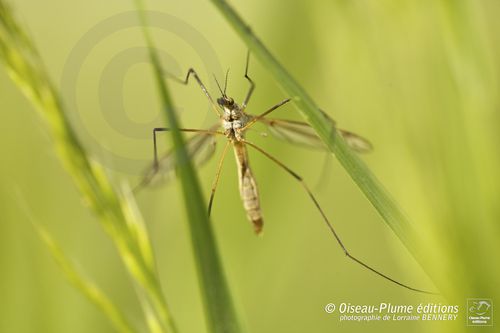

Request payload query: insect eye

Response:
[217,97,224,106]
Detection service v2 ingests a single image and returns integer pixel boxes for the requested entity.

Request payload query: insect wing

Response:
[259,118,372,153]
[139,127,218,189]
[337,129,373,153]
[259,118,327,150]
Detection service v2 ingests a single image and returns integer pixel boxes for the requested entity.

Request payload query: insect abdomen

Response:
[233,143,263,234]
[241,168,263,234]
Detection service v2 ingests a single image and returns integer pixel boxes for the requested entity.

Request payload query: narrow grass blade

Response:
[133,1,244,332]
[35,224,139,333]
[15,188,138,333]
[0,2,176,332]
[209,0,430,278]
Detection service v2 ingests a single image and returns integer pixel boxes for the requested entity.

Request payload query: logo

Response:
[467,299,493,326]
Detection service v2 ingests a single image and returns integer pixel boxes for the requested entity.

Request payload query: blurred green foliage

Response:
[0,1,499,333]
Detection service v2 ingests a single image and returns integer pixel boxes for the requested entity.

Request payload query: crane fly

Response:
[137,53,434,294]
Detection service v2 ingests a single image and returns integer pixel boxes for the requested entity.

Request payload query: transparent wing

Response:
[136,125,219,190]
[259,118,373,153]
[337,128,373,153]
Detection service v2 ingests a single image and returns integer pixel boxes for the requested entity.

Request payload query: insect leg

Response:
[242,50,255,109]
[314,153,333,191]
[208,141,231,217]
[153,127,222,168]
[242,98,291,130]
[134,127,223,193]
[135,128,223,193]
[163,68,221,117]
[243,140,436,294]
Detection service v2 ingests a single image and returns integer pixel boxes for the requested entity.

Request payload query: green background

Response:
[1,0,499,332]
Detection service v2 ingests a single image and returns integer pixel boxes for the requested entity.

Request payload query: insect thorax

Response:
[222,102,249,141]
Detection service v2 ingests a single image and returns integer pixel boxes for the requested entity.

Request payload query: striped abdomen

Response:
[233,143,263,234]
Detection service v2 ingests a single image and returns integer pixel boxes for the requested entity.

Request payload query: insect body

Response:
[138,53,435,294]
[233,141,262,233]
[215,94,263,233]
[220,97,247,140]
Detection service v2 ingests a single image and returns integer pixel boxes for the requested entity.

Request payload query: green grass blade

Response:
[209,0,429,277]
[133,1,244,332]
[34,224,139,333]
[15,190,141,333]
[0,2,176,332]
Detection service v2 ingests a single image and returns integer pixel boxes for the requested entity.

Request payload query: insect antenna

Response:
[213,74,225,97]
[223,68,230,96]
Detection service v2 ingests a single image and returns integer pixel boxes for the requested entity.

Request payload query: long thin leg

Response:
[163,68,221,117]
[208,141,231,217]
[243,140,436,294]
[314,153,333,191]
[242,50,255,109]
[153,127,223,169]
[242,98,291,131]
[134,127,223,193]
